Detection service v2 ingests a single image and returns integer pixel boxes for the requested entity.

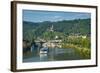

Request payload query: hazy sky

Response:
[23,10,91,22]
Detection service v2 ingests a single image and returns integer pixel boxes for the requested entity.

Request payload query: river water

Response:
[23,47,85,63]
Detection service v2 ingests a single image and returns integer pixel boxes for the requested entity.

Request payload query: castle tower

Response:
[50,25,54,32]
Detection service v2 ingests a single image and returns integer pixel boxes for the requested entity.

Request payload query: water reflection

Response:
[23,47,83,62]
[40,54,48,61]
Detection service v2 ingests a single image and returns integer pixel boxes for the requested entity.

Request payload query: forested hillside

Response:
[23,18,90,41]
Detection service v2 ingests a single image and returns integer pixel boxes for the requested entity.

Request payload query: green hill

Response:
[23,18,90,41]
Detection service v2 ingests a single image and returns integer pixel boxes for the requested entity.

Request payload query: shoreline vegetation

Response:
[62,43,90,59]
[61,36,91,59]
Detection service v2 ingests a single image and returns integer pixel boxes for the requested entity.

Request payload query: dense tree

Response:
[23,18,91,42]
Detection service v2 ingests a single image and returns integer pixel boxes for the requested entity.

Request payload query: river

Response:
[23,47,86,63]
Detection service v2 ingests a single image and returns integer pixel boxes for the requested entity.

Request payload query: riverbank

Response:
[62,43,91,59]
